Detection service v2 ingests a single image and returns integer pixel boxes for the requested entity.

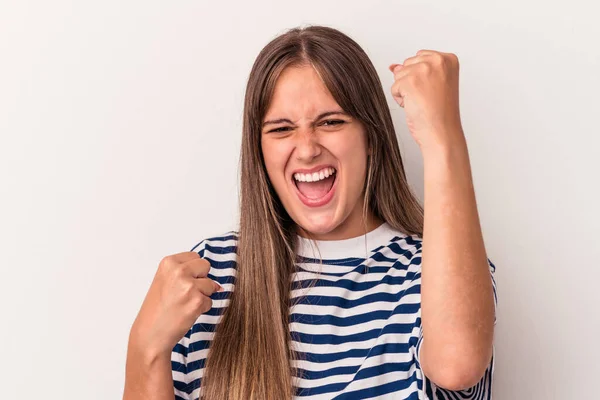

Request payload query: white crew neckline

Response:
[295,222,402,260]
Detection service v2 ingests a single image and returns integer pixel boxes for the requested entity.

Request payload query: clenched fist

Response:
[129,252,223,359]
[389,50,464,151]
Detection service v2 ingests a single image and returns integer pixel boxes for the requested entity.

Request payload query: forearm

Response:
[123,329,175,400]
[419,135,495,387]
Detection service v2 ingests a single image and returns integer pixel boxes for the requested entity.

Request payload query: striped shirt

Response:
[171,222,497,399]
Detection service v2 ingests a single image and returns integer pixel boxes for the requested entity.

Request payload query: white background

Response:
[1,1,599,399]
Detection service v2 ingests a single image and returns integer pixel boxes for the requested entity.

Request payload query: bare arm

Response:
[419,138,495,390]
[122,252,220,400]
[389,51,495,390]
[123,326,175,400]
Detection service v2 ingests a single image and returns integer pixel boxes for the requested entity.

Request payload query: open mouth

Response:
[292,167,337,207]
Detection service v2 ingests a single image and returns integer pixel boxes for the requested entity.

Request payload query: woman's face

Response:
[261,65,371,240]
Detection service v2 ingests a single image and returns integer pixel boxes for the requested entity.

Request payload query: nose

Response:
[294,127,322,162]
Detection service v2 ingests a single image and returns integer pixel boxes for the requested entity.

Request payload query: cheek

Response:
[346,152,368,190]
[329,133,368,174]
[261,139,290,184]
[330,134,369,197]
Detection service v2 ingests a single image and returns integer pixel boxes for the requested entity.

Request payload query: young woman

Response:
[124,25,497,400]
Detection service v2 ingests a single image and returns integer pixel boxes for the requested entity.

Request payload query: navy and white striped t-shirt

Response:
[171,222,497,399]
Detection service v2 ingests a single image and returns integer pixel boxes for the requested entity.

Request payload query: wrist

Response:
[421,132,469,163]
[128,324,171,367]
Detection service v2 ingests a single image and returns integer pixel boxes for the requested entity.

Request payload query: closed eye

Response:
[268,119,345,133]
[270,126,292,133]
[322,119,345,126]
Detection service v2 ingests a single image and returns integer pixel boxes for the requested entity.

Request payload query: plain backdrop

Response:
[1,1,599,399]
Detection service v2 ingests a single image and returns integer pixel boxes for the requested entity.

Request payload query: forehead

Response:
[264,65,341,120]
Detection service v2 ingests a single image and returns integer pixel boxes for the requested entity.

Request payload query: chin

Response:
[295,211,342,237]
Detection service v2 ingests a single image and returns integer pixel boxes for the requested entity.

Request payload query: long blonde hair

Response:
[201,25,424,400]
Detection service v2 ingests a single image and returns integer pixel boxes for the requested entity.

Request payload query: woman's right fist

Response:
[129,251,223,358]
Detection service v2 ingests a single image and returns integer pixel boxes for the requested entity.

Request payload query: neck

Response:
[297,209,384,241]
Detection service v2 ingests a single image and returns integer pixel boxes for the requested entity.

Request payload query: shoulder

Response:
[189,231,238,255]
[384,228,423,262]
[189,231,239,271]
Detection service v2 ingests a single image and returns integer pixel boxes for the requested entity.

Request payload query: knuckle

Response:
[392,85,404,98]
[195,259,211,277]
[201,298,213,313]
[191,294,212,313]
[181,280,195,295]
[190,293,203,308]
[200,258,211,269]
[445,53,459,70]
[159,255,173,269]
[172,264,186,279]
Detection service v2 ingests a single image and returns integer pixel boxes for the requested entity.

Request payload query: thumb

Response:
[388,63,403,73]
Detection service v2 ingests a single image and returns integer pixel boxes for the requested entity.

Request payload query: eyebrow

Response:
[262,110,349,127]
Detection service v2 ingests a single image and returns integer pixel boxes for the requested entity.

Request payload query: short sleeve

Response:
[490,258,498,325]
[417,257,497,399]
[172,334,191,400]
